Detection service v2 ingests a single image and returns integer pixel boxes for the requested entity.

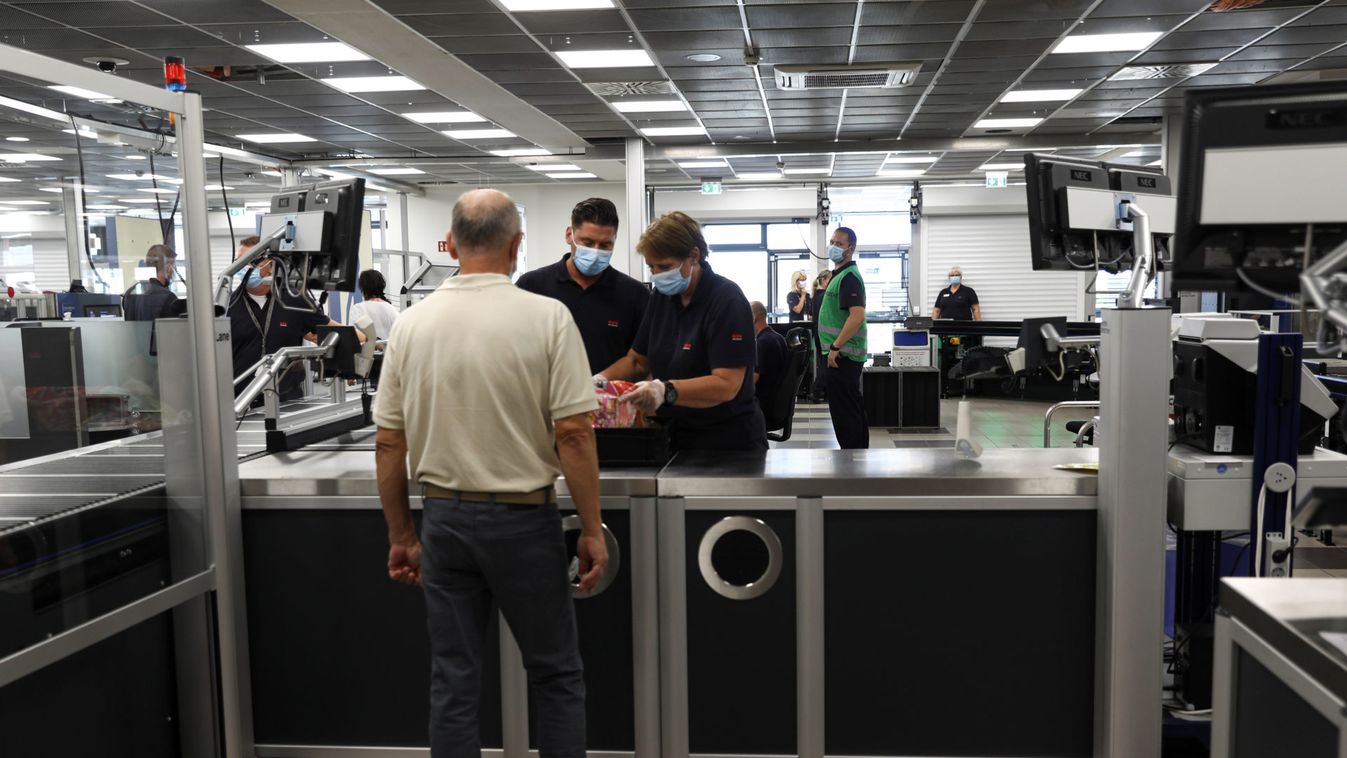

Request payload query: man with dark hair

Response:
[750,301,788,423]
[122,243,182,322]
[517,197,650,374]
[819,226,869,449]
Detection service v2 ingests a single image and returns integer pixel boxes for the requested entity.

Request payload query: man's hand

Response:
[619,378,665,414]
[575,529,609,594]
[827,347,840,369]
[388,535,422,586]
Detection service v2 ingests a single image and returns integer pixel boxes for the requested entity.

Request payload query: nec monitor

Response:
[303,178,365,292]
[1025,154,1109,272]
[1171,80,1347,295]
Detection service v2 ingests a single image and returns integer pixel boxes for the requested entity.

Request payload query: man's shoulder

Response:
[515,261,560,290]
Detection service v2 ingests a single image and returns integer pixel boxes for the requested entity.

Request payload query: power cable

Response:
[66,115,107,287]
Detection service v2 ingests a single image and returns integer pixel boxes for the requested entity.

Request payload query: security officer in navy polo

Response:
[517,198,650,375]
[122,244,182,322]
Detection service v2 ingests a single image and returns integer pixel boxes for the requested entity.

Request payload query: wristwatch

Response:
[830,343,841,352]
[663,380,679,407]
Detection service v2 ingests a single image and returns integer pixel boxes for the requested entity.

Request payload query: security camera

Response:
[134,169,144,177]
[94,60,118,74]
[776,160,785,169]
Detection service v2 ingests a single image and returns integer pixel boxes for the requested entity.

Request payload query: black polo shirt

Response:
[935,284,979,320]
[229,287,328,401]
[754,326,788,419]
[122,279,181,322]
[517,253,651,374]
[632,261,767,452]
[786,290,809,322]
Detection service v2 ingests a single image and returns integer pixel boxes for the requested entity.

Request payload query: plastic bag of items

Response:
[592,379,647,429]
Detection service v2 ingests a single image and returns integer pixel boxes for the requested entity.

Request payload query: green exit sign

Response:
[701,180,723,195]
[985,171,1009,189]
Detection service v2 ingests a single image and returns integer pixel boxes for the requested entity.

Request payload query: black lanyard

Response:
[246,291,276,347]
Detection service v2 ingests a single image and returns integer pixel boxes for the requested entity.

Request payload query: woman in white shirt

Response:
[348,269,400,342]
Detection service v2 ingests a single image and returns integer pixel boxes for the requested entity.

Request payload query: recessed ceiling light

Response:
[125,155,146,160]
[1052,32,1164,55]
[0,95,67,123]
[978,164,1024,171]
[402,110,485,124]
[0,200,49,206]
[1111,63,1218,81]
[5,137,29,142]
[237,133,317,144]
[366,167,426,175]
[639,126,707,137]
[0,177,19,183]
[106,173,173,181]
[203,185,235,191]
[139,188,176,194]
[877,169,926,178]
[0,153,60,163]
[442,128,515,139]
[118,198,159,203]
[678,160,728,169]
[502,0,613,8]
[492,148,551,157]
[245,42,369,63]
[85,204,127,210]
[557,50,655,69]
[38,187,63,193]
[205,143,251,158]
[685,53,722,63]
[611,99,687,113]
[1000,88,1083,103]
[736,172,782,180]
[884,155,940,164]
[546,172,597,179]
[323,76,423,93]
[974,118,1043,129]
[61,127,99,139]
[527,163,582,172]
[48,85,121,103]
[783,168,831,175]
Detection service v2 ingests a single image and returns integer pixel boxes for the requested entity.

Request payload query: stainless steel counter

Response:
[238,448,661,499]
[657,447,1099,498]
[1220,577,1347,703]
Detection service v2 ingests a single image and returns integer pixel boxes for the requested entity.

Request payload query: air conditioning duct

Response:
[774,63,920,90]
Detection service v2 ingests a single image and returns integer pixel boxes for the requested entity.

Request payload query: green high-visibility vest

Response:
[818,264,867,363]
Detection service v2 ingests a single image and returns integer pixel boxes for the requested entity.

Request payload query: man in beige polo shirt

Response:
[374,188,607,758]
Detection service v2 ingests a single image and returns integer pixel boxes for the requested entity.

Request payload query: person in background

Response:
[229,235,341,402]
[517,198,649,375]
[122,244,181,321]
[810,270,831,322]
[373,188,606,758]
[819,227,869,449]
[751,300,788,424]
[601,211,767,452]
[932,265,981,321]
[349,269,399,342]
[785,270,810,323]
[808,269,833,402]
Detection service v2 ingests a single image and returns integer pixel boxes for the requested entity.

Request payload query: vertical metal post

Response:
[1094,306,1170,758]
[60,184,85,287]
[500,618,530,758]
[1210,611,1237,758]
[658,497,689,758]
[176,91,253,758]
[796,497,825,758]
[624,137,647,279]
[1251,333,1302,577]
[630,497,662,758]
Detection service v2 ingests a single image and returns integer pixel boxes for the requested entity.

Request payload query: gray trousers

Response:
[420,497,586,758]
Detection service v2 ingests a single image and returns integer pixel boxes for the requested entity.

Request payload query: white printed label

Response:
[1214,425,1235,453]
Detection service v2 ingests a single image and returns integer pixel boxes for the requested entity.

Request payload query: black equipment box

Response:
[595,426,671,468]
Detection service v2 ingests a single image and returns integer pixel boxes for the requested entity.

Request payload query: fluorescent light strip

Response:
[0,153,60,163]
[877,169,925,178]
[106,173,173,181]
[974,118,1043,129]
[783,168,831,175]
[1053,32,1163,55]
[556,50,655,69]
[0,95,68,123]
[366,167,425,176]
[1000,88,1082,103]
[978,164,1024,171]
[48,85,121,103]
[204,185,235,191]
[139,188,175,194]
[502,0,613,9]
[677,161,728,169]
[884,155,939,164]
[546,172,597,179]
[237,133,317,144]
[639,126,706,137]
[527,164,582,172]
[0,200,49,206]
[443,128,515,139]
[736,172,782,180]
[492,148,551,157]
[245,42,369,63]
[118,198,159,204]
[402,111,485,124]
[0,177,18,183]
[85,204,127,210]
[323,76,423,93]
[611,100,687,113]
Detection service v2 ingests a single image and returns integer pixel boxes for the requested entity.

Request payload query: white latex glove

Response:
[619,379,665,415]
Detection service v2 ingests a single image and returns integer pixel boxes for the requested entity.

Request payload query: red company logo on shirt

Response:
[607,320,621,328]
[682,342,693,350]
[279,321,288,327]
[730,333,744,342]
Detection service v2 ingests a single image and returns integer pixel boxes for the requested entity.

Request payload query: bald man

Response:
[374,189,607,758]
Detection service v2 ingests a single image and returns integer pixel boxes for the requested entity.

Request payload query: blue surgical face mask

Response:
[949,276,961,285]
[651,263,691,296]
[242,268,273,289]
[827,244,846,264]
[572,244,612,277]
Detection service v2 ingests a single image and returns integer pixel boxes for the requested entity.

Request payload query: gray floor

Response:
[773,395,1100,450]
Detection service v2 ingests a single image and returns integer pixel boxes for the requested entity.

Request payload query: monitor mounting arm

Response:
[232,331,340,419]
[213,219,296,310]
[1118,200,1156,309]
[1299,238,1347,353]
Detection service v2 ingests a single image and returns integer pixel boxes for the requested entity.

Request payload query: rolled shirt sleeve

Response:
[371,322,405,430]
[550,312,602,420]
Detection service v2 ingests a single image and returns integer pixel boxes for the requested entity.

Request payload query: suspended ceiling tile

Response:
[626,7,744,32]
[753,27,854,47]
[1182,8,1304,31]
[133,0,294,24]
[515,10,632,34]
[862,1,977,26]
[1088,0,1210,16]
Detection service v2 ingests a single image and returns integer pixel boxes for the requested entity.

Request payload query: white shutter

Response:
[922,215,1085,324]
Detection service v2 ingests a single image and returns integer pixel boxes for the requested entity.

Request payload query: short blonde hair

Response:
[637,211,708,262]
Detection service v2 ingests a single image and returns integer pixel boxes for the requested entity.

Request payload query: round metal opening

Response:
[561,515,620,599]
[698,516,782,601]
